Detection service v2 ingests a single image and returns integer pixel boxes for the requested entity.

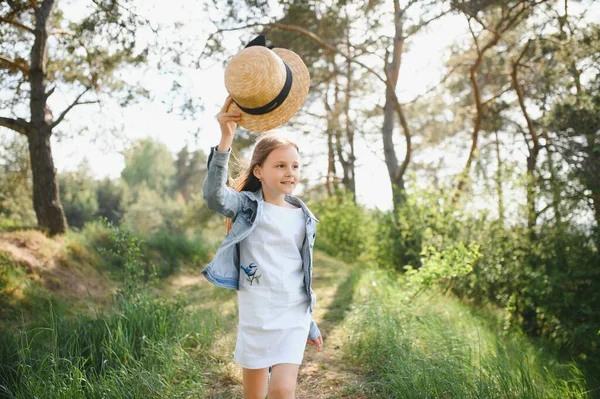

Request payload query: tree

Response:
[58,160,98,228]
[450,0,551,204]
[0,133,36,225]
[96,177,125,225]
[0,0,149,235]
[174,145,207,202]
[121,138,176,198]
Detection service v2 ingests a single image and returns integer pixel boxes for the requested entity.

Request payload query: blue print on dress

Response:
[240,262,261,285]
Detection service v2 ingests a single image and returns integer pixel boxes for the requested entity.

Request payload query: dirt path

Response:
[166,252,369,398]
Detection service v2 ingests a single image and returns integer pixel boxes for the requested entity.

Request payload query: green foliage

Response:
[403,241,481,297]
[371,187,464,272]
[546,88,600,213]
[0,250,25,319]
[121,183,187,234]
[95,177,125,225]
[58,161,99,229]
[0,134,36,227]
[317,184,600,383]
[173,145,207,203]
[0,294,219,398]
[344,268,589,398]
[75,218,210,281]
[121,139,176,197]
[96,218,156,297]
[309,192,375,263]
[145,230,211,277]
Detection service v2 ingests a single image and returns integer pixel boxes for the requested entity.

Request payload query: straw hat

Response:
[224,35,310,133]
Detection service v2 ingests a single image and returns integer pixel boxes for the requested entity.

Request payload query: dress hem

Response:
[233,358,304,369]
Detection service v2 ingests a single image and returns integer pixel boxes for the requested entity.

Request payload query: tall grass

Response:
[343,268,590,399]
[0,220,220,398]
[0,294,220,398]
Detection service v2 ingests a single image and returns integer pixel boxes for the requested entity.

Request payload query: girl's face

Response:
[253,145,300,197]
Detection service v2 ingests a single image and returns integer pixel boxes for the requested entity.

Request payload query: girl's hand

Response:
[216,95,241,138]
[307,334,323,352]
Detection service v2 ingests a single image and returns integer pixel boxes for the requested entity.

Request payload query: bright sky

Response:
[6,0,599,214]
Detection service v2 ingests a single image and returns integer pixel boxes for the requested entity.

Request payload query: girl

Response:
[201,96,324,399]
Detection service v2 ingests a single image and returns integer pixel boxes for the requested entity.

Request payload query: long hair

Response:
[225,134,300,233]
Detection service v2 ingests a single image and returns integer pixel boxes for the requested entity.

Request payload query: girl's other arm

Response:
[307,318,323,352]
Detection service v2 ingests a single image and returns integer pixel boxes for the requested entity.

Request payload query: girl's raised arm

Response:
[202,96,244,219]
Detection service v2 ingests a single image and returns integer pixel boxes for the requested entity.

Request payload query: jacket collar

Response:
[246,188,319,221]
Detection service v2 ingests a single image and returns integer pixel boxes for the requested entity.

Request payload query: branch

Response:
[0,16,34,34]
[402,64,462,106]
[466,16,481,55]
[270,22,389,85]
[0,54,30,75]
[511,40,538,154]
[402,9,452,41]
[482,83,512,106]
[201,22,388,86]
[50,88,98,129]
[48,28,75,36]
[0,116,29,136]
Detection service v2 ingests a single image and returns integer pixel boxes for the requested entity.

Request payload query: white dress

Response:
[233,201,311,369]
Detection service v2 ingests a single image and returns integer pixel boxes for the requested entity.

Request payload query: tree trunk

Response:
[28,130,67,235]
[382,0,408,214]
[28,0,67,235]
[525,156,537,241]
[494,130,505,224]
[332,58,351,198]
[344,27,356,200]
[512,54,540,240]
[542,132,563,228]
[326,124,335,197]
[323,67,337,197]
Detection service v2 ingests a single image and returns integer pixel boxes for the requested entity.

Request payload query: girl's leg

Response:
[242,367,269,399]
[267,363,300,399]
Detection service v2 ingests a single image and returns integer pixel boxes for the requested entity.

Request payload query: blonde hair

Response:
[226,134,300,233]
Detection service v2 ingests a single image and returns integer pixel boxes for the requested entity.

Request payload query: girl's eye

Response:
[293,165,299,169]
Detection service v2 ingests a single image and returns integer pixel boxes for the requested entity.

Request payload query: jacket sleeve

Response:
[308,317,321,340]
[202,145,244,219]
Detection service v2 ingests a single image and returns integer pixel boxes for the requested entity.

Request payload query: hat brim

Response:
[228,48,310,133]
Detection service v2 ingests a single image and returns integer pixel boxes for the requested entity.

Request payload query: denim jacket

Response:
[201,145,321,340]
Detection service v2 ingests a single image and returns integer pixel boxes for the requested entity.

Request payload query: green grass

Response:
[341,267,590,399]
[0,222,221,398]
[0,293,221,398]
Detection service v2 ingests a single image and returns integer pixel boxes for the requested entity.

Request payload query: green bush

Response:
[370,187,464,272]
[145,231,211,277]
[309,192,375,263]
[346,184,600,383]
